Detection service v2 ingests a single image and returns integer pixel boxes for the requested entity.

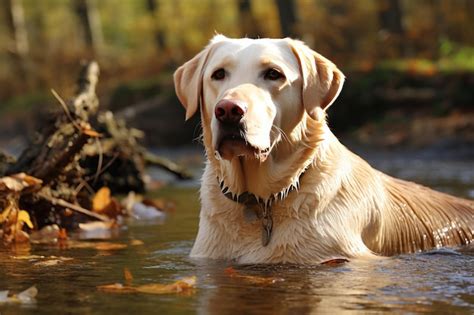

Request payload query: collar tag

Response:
[217,164,309,247]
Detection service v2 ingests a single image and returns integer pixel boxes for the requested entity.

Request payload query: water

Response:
[0,151,473,314]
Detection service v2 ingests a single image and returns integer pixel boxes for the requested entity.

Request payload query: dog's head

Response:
[174,35,344,162]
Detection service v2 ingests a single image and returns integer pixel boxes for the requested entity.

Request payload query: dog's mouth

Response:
[216,129,270,162]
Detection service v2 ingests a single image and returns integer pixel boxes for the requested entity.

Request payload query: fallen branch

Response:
[144,152,192,180]
[6,61,100,184]
[37,192,110,223]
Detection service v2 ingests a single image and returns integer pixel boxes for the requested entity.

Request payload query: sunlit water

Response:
[0,149,473,314]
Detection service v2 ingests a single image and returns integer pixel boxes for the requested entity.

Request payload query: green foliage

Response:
[439,38,474,71]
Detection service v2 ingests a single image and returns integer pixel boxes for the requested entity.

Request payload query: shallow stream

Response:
[1,149,473,314]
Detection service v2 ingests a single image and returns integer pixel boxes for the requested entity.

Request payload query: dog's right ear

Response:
[173,46,213,121]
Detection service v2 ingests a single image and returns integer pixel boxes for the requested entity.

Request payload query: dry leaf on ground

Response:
[1,196,34,244]
[92,187,123,218]
[0,173,42,193]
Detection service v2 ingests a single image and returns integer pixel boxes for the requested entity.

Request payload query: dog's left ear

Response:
[288,39,345,120]
[173,45,214,121]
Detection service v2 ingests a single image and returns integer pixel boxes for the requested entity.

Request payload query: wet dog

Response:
[174,35,473,263]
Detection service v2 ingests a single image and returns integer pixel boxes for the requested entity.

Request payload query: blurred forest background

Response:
[0,0,473,152]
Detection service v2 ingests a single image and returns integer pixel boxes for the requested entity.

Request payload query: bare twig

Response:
[50,88,81,131]
[38,192,110,222]
[144,152,193,180]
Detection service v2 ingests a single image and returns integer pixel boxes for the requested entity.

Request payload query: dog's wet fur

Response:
[174,35,473,264]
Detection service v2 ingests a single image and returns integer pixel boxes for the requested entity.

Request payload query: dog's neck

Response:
[206,115,330,200]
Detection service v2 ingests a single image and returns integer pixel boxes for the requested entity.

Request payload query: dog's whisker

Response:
[271,125,291,146]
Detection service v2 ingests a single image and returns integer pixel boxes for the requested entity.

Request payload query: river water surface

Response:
[0,149,473,314]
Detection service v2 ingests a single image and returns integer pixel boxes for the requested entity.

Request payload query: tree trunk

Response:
[145,0,166,52]
[377,0,405,57]
[237,0,261,38]
[73,0,104,55]
[275,0,298,38]
[2,0,31,84]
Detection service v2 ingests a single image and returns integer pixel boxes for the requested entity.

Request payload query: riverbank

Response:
[1,67,473,157]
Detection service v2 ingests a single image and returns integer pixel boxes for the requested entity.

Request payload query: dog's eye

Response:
[264,68,285,81]
[211,68,226,81]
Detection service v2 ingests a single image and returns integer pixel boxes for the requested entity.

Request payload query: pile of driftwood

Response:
[0,61,190,245]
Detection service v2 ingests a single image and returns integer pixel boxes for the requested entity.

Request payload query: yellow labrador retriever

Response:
[174,35,473,264]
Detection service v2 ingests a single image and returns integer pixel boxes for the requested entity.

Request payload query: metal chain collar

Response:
[217,169,306,247]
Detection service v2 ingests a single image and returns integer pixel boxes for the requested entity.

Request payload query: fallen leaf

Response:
[98,271,197,296]
[129,239,144,246]
[92,187,112,212]
[94,243,127,251]
[58,228,68,240]
[66,240,127,251]
[1,195,32,244]
[92,187,122,218]
[11,255,45,260]
[0,173,42,193]
[224,267,284,285]
[17,210,33,229]
[135,276,196,294]
[124,268,133,284]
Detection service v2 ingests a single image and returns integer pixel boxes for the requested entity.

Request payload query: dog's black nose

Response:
[215,100,246,123]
